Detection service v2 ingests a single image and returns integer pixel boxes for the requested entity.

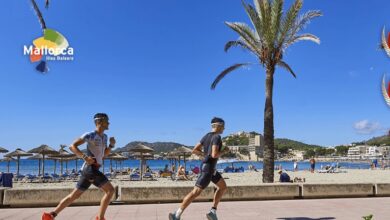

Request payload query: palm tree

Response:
[211,0,321,183]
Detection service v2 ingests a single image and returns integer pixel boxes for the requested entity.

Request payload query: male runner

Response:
[42,113,116,220]
[169,117,229,220]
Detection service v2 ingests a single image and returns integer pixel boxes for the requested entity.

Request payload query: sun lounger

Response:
[130,173,141,181]
[143,172,154,180]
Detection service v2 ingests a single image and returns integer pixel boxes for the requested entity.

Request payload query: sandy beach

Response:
[11,169,390,189]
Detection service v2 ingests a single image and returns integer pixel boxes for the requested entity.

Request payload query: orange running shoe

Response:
[95,217,105,220]
[42,212,54,220]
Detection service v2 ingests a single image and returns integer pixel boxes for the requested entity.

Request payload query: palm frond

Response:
[262,0,274,48]
[31,0,47,31]
[290,10,322,36]
[285,33,320,48]
[242,0,264,41]
[253,0,271,46]
[270,0,284,45]
[211,63,251,89]
[225,22,260,54]
[224,40,251,52]
[225,38,263,58]
[277,0,302,49]
[277,60,296,78]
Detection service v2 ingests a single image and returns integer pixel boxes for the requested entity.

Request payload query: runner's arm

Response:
[104,137,116,157]
[69,138,86,158]
[211,145,222,158]
[192,143,203,157]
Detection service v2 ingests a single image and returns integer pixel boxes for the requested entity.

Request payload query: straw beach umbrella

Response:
[0,147,9,172]
[0,147,9,154]
[49,147,75,175]
[4,148,33,176]
[0,157,15,173]
[171,146,192,171]
[106,153,127,173]
[127,144,154,180]
[28,145,59,176]
[132,152,154,173]
[27,154,44,176]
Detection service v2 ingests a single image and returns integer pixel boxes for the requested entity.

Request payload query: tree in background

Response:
[212,0,321,182]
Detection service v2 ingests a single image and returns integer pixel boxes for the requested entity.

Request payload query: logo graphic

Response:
[382,27,390,57]
[24,28,74,73]
[381,27,390,107]
[382,74,390,107]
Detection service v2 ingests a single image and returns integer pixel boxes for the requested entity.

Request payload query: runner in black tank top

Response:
[169,117,229,220]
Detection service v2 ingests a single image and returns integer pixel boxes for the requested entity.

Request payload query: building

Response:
[347,145,390,160]
[249,134,264,159]
[347,145,367,160]
[229,145,249,153]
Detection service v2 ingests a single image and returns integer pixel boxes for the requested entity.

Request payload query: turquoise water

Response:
[0,159,371,175]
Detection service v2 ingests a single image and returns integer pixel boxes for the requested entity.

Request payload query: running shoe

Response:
[42,212,54,220]
[206,211,218,220]
[168,212,180,220]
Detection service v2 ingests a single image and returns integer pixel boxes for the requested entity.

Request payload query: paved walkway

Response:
[0,197,388,220]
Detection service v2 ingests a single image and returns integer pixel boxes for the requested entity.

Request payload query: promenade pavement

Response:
[0,197,388,220]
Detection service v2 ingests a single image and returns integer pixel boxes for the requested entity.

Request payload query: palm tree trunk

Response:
[262,64,275,183]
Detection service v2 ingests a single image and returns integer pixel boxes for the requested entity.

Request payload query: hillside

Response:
[116,141,190,154]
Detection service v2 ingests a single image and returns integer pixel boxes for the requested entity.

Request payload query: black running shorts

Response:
[195,163,222,189]
[76,165,108,191]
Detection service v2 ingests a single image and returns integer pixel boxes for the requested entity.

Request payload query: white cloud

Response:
[353,120,381,134]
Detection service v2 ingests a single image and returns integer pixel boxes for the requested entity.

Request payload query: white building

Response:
[348,145,390,160]
[249,134,264,159]
[362,146,381,159]
[347,145,367,160]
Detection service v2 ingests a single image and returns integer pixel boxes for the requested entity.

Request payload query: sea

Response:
[0,159,372,175]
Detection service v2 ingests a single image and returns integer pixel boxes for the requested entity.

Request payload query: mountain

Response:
[360,135,390,146]
[115,141,190,154]
[222,131,324,150]
[274,138,324,151]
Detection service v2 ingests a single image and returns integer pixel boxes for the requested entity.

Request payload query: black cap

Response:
[211,117,224,124]
[94,113,109,121]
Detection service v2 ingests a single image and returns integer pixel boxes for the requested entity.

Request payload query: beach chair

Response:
[318,166,338,173]
[130,173,141,181]
[160,172,173,178]
[41,173,53,183]
[143,172,154,180]
[23,174,36,183]
[50,173,60,182]
[15,174,25,182]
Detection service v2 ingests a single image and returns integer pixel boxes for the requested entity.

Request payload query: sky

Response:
[1,0,390,151]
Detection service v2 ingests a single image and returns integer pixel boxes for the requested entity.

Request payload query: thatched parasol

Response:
[4,148,33,176]
[0,147,9,153]
[171,146,192,171]
[49,146,75,174]
[128,144,154,180]
[0,156,15,173]
[28,144,59,176]
[106,153,127,172]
